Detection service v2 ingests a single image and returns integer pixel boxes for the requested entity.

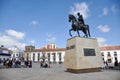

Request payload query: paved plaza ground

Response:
[0,63,120,80]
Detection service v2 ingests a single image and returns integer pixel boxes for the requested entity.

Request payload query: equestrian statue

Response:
[68,12,91,37]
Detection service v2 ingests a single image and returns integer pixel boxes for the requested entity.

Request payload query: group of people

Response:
[103,61,108,69]
[103,60,120,69]
[24,60,32,68]
[0,58,32,68]
[0,58,21,68]
[40,61,50,68]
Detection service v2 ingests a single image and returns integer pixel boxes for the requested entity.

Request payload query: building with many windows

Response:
[24,44,120,66]
[24,44,65,63]
[0,45,11,60]
[10,46,24,60]
[100,46,120,65]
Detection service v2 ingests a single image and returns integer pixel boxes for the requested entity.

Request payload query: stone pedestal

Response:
[63,36,102,73]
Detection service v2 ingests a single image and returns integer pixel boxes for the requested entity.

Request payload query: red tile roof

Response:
[0,47,8,50]
[100,46,120,51]
[25,45,120,52]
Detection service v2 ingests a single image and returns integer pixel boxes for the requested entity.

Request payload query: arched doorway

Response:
[107,52,112,63]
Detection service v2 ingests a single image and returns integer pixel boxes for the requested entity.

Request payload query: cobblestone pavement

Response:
[0,63,120,80]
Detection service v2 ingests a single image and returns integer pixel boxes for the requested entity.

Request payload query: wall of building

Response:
[24,44,66,63]
[24,44,120,67]
[0,46,11,60]
[24,51,65,63]
[10,46,24,60]
[101,50,120,63]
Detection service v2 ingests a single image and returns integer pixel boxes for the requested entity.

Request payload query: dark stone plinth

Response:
[66,67,101,73]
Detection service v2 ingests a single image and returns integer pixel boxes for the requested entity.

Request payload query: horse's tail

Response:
[87,25,91,37]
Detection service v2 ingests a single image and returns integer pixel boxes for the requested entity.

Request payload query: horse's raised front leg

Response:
[69,29,73,37]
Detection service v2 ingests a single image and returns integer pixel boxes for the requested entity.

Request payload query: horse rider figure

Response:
[68,12,91,37]
[77,12,85,29]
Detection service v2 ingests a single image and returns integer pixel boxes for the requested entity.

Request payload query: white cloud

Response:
[47,37,56,43]
[97,25,110,33]
[97,37,107,46]
[111,5,117,13]
[100,5,118,17]
[46,33,52,37]
[70,2,89,19]
[0,30,26,49]
[0,35,25,49]
[102,8,108,16]
[46,34,56,43]
[31,20,39,25]
[6,29,25,40]
[30,40,36,45]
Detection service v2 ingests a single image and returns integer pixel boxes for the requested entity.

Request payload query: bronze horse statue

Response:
[68,14,91,37]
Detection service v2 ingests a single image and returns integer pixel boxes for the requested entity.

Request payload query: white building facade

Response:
[24,44,65,63]
[24,44,120,65]
[0,46,11,60]
[100,46,120,65]
[10,46,24,60]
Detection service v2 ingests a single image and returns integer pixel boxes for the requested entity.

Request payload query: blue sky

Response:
[0,0,120,49]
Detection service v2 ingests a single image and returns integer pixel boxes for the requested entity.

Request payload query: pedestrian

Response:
[40,60,43,68]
